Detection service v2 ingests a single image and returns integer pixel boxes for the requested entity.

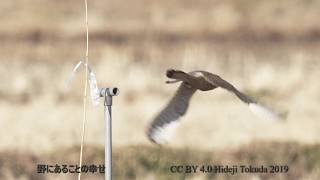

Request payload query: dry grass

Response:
[1,0,320,42]
[1,41,320,152]
[1,0,320,179]
[1,142,320,180]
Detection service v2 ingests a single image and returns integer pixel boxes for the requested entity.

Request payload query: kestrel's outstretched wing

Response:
[147,82,197,144]
[199,71,255,104]
[200,71,285,121]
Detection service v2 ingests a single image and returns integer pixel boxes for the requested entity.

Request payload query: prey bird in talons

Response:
[147,69,286,144]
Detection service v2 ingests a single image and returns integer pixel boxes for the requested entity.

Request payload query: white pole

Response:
[100,88,119,180]
[104,104,112,180]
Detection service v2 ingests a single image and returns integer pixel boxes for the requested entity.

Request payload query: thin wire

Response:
[78,0,89,179]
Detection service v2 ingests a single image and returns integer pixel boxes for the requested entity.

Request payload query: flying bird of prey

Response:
[147,69,286,144]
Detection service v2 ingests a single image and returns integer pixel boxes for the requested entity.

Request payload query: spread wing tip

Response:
[249,103,287,122]
[147,121,180,144]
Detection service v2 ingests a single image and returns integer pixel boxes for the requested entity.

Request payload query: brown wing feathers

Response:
[200,72,255,104]
[147,83,196,144]
[147,69,284,144]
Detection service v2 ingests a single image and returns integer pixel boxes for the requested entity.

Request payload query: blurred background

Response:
[1,0,320,179]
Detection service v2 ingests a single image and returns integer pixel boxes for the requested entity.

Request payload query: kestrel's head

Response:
[166,69,187,84]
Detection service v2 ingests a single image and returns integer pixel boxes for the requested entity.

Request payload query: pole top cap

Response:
[100,87,120,97]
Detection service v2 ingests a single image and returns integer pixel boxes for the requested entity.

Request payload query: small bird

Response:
[147,69,286,144]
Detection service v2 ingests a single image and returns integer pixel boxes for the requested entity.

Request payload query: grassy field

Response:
[1,39,320,152]
[1,142,320,180]
[1,0,320,179]
[1,0,320,41]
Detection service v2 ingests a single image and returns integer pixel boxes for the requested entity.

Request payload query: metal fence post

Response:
[100,87,119,180]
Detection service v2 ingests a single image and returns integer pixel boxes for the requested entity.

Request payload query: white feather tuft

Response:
[149,121,179,144]
[249,103,281,122]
